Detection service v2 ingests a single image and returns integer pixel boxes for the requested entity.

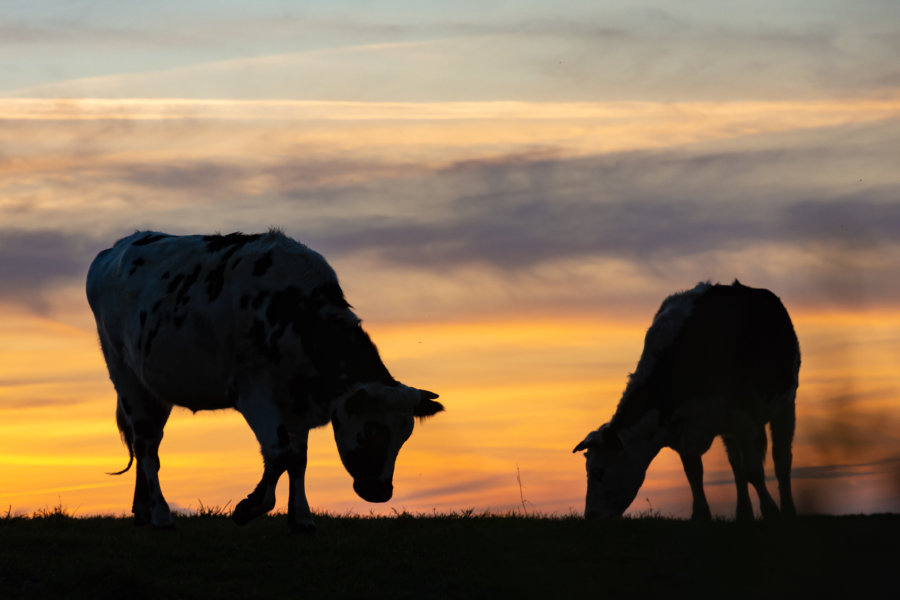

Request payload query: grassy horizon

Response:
[2,506,897,599]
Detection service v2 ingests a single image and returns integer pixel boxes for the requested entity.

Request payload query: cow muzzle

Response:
[353,478,393,503]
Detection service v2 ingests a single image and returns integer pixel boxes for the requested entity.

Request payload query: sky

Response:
[1,0,899,519]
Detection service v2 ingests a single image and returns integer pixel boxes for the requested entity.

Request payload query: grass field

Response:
[1,508,897,599]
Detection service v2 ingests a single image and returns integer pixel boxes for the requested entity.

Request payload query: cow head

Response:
[331,383,443,503]
[573,424,645,519]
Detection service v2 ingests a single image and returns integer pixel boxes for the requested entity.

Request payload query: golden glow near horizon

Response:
[2,299,899,517]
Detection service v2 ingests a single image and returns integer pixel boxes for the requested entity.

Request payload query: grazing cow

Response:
[86,230,443,532]
[573,281,799,520]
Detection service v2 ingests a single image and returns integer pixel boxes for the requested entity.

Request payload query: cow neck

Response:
[307,320,397,393]
[609,384,668,466]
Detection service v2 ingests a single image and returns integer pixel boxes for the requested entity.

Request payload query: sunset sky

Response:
[1,1,899,519]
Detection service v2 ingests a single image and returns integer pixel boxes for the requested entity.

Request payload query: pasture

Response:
[1,509,897,599]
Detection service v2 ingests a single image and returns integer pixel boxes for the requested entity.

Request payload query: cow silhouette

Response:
[574,281,798,520]
[87,230,443,532]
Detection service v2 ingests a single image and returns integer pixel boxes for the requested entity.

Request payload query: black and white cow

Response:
[86,230,443,532]
[573,281,799,520]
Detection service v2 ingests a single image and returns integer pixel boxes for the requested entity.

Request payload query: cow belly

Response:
[666,395,728,455]
[140,367,234,411]
[672,425,718,456]
[131,340,235,411]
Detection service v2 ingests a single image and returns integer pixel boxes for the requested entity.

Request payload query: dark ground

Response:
[1,510,897,599]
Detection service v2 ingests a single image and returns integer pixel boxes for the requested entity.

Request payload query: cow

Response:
[573,281,799,521]
[86,230,443,532]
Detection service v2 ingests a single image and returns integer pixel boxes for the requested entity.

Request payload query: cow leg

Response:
[109,366,173,529]
[770,402,797,517]
[746,426,779,519]
[287,430,315,533]
[233,464,281,525]
[728,423,779,520]
[116,396,151,527]
[679,453,711,520]
[133,407,174,529]
[131,455,151,526]
[722,436,754,521]
[233,396,289,525]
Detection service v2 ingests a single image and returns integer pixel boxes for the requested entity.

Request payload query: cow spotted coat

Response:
[87,230,443,532]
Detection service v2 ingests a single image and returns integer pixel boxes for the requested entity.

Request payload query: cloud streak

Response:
[6,96,897,118]
[790,456,900,481]
[4,4,899,101]
[2,109,899,315]
[0,229,105,312]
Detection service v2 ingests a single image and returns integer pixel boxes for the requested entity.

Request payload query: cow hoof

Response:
[232,500,254,526]
[133,507,151,527]
[289,522,316,535]
[233,497,269,526]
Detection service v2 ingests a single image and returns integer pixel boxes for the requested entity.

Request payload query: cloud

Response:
[396,475,506,503]
[0,229,105,312]
[785,199,900,248]
[2,105,898,317]
[284,119,900,314]
[6,7,899,102]
[0,18,161,47]
[0,389,94,410]
[702,456,900,488]
[120,162,251,192]
[790,456,900,481]
[303,136,900,270]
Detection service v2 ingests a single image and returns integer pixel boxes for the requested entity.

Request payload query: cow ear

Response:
[413,390,444,418]
[573,429,602,453]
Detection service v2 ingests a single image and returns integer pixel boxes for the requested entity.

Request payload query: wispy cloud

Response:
[3,97,898,122]
[701,456,900,489]
[790,456,900,481]
[5,4,899,101]
[0,39,440,100]
[0,480,127,500]
[396,475,507,503]
[2,103,899,316]
[0,229,104,312]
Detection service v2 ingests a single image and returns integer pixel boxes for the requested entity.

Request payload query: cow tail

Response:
[107,401,134,476]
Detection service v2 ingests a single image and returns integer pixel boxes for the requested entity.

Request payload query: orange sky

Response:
[2,297,899,518]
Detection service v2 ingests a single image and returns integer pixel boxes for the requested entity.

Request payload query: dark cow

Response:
[86,230,443,532]
[573,281,799,520]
